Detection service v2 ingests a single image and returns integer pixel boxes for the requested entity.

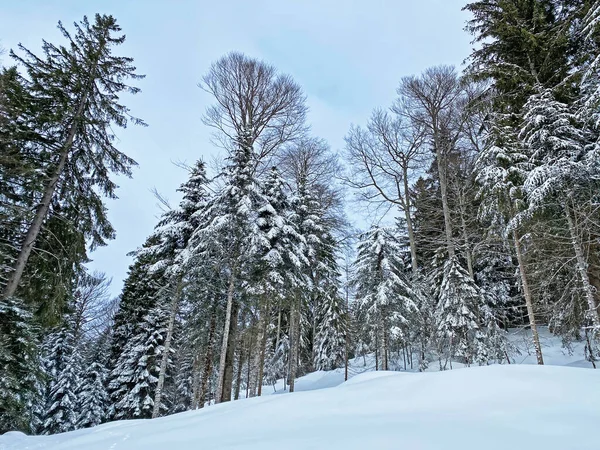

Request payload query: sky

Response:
[0,0,473,296]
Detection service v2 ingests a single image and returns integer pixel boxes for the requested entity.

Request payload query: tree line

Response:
[1,0,600,435]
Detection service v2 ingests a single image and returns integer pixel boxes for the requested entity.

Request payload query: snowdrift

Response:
[2,364,598,450]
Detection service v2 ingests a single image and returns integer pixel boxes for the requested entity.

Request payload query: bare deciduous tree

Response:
[277,136,346,232]
[344,109,427,273]
[396,66,469,258]
[200,51,308,165]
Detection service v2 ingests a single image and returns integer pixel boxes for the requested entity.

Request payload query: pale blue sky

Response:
[0,1,473,295]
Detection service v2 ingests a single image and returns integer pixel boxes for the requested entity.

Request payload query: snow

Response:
[2,327,598,450]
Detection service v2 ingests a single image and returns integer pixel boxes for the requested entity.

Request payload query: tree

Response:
[344,108,427,274]
[40,317,82,435]
[200,51,307,163]
[397,66,469,258]
[0,297,40,434]
[434,256,506,367]
[352,227,419,371]
[193,52,307,403]
[108,305,170,420]
[464,0,576,365]
[518,87,600,329]
[76,361,109,429]
[138,160,211,417]
[2,14,144,301]
[250,167,306,396]
[313,276,347,371]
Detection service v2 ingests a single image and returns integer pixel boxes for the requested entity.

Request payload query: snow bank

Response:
[3,364,599,450]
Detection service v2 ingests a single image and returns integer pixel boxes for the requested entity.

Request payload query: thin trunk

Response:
[233,344,243,401]
[584,328,597,369]
[375,327,379,371]
[152,282,182,418]
[513,229,544,365]
[433,135,455,257]
[197,303,217,409]
[289,294,300,392]
[246,326,253,399]
[256,297,270,397]
[383,325,389,371]
[2,73,95,299]
[565,203,600,329]
[191,354,201,409]
[274,300,282,353]
[458,188,474,279]
[222,300,239,403]
[402,166,418,274]
[216,269,236,403]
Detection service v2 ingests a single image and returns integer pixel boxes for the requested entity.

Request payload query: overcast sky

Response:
[0,0,473,296]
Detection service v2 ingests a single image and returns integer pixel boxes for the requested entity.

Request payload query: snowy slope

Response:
[3,364,599,450]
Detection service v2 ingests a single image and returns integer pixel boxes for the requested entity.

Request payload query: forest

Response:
[1,0,600,435]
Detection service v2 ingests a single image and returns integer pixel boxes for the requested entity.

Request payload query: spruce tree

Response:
[76,361,109,429]
[0,297,40,434]
[40,317,82,435]
[108,305,170,420]
[352,227,419,371]
[3,14,144,302]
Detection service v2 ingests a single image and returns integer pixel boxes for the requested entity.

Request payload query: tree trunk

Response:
[191,353,201,409]
[233,341,244,401]
[375,326,379,371]
[274,300,282,354]
[383,322,389,371]
[215,269,237,403]
[197,302,218,409]
[256,297,270,397]
[152,281,182,418]
[565,203,600,329]
[289,295,300,392]
[2,77,94,299]
[458,188,474,279]
[222,300,239,403]
[433,135,455,257]
[402,166,418,274]
[512,229,544,365]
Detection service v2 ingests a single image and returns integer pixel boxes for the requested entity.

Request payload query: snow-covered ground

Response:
[2,327,598,450]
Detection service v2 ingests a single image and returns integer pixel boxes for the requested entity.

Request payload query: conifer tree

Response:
[2,14,144,302]
[40,317,82,435]
[108,305,170,420]
[0,297,40,434]
[352,227,419,371]
[76,360,109,429]
[250,167,306,395]
[518,87,600,329]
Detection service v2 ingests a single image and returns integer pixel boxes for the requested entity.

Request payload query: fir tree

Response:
[76,361,109,429]
[0,297,40,434]
[108,305,170,420]
[3,14,144,304]
[40,317,82,435]
[352,227,419,371]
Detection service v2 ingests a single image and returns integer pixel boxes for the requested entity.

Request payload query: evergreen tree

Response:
[0,297,40,434]
[2,14,144,305]
[352,227,419,371]
[76,361,109,429]
[435,257,486,367]
[186,133,265,403]
[40,317,82,435]
[249,166,306,395]
[108,305,170,420]
[313,282,347,371]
